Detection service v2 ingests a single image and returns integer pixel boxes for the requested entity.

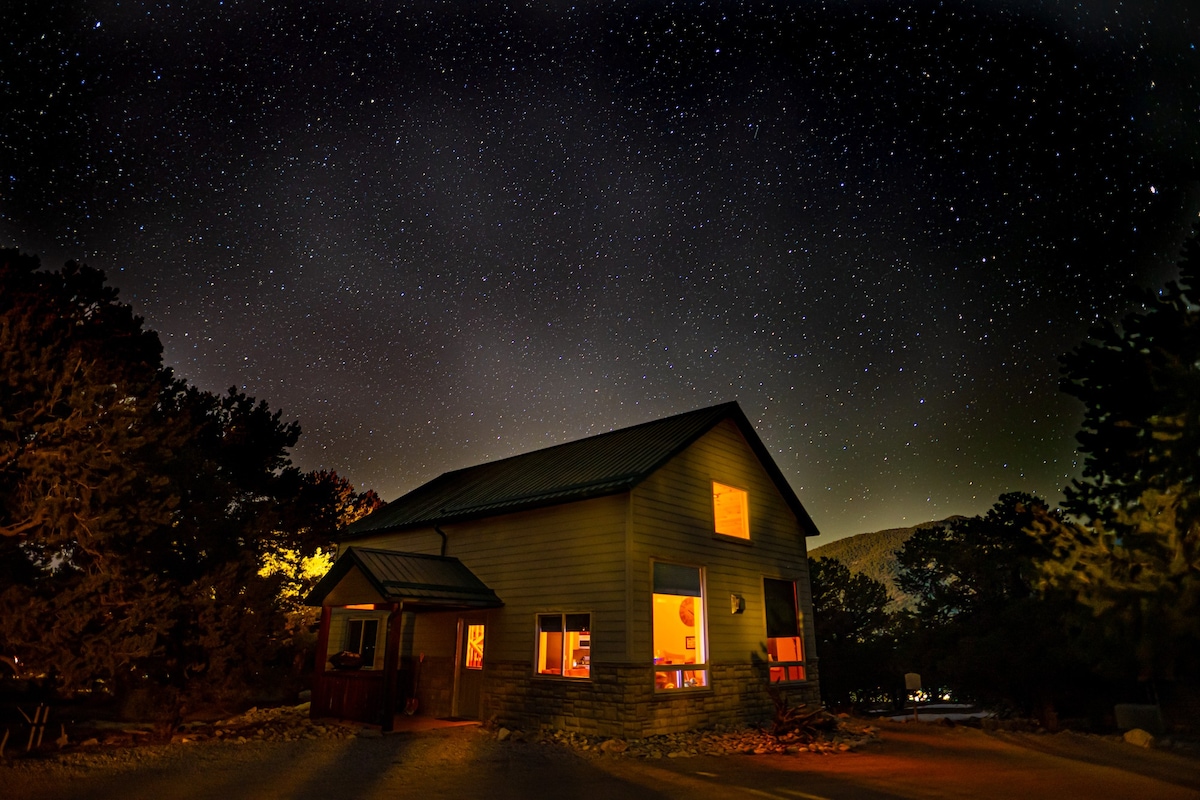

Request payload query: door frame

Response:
[451,615,487,718]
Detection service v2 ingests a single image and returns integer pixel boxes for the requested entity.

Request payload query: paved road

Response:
[4,722,1198,800]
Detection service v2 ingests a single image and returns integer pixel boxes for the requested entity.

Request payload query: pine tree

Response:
[1032,229,1200,684]
[0,250,376,709]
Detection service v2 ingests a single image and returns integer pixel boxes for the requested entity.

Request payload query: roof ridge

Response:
[337,400,813,540]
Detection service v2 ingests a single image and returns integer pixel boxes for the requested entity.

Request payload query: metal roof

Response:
[340,401,819,540]
[303,547,503,609]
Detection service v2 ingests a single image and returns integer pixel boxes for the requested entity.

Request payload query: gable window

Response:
[652,562,708,690]
[536,613,591,678]
[713,482,749,539]
[345,618,380,669]
[764,578,806,682]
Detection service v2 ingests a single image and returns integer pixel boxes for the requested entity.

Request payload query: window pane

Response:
[566,625,590,677]
[653,564,706,690]
[538,630,564,674]
[347,619,364,651]
[770,664,807,683]
[653,562,702,596]
[764,579,799,639]
[465,624,484,670]
[360,619,379,667]
[713,482,749,539]
[537,614,591,678]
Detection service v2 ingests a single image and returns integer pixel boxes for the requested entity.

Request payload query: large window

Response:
[344,618,379,669]
[536,613,591,678]
[652,562,708,689]
[713,482,749,539]
[764,578,806,682]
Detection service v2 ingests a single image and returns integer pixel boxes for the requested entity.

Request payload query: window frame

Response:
[344,616,380,670]
[763,577,807,683]
[712,481,751,540]
[533,612,592,680]
[464,623,485,670]
[651,561,710,692]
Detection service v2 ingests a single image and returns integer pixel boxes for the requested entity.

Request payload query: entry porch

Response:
[305,547,502,731]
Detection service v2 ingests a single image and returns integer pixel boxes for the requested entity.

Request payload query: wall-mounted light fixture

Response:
[730,593,745,614]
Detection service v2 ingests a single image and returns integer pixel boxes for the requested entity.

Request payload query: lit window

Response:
[536,613,591,678]
[652,562,708,690]
[465,624,485,670]
[713,482,749,539]
[764,578,806,682]
[345,618,379,669]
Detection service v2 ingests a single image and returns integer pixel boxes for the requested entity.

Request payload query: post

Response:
[311,605,333,720]
[904,672,922,723]
[381,602,403,732]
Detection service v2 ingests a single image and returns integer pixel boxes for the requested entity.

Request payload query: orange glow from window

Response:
[465,624,485,670]
[713,482,749,538]
[344,603,376,610]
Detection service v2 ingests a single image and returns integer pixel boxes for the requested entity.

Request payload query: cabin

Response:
[305,402,821,737]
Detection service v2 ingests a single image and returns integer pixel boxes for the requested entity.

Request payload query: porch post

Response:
[311,605,333,720]
[381,601,403,732]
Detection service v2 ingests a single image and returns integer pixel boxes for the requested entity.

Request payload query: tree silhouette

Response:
[0,250,377,711]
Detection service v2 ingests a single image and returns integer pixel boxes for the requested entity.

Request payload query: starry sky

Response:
[3,2,1199,542]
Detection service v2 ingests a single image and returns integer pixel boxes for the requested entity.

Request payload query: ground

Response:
[3,720,1198,800]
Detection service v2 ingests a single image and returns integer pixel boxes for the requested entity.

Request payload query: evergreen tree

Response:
[1060,226,1200,526]
[0,251,184,690]
[895,493,1086,721]
[809,556,899,708]
[1033,226,1200,686]
[0,250,377,710]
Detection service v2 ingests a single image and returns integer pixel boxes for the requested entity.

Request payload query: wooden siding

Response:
[629,418,815,672]
[312,670,384,723]
[343,493,630,664]
[323,566,386,607]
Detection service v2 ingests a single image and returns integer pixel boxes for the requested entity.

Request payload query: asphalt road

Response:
[4,722,1198,800]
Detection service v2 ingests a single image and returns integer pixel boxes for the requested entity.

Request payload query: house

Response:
[305,402,821,737]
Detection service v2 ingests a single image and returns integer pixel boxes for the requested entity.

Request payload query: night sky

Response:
[4,2,1199,542]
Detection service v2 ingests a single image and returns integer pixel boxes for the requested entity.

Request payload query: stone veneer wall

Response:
[482,660,820,739]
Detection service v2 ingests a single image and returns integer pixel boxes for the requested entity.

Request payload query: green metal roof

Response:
[303,547,503,608]
[340,401,819,540]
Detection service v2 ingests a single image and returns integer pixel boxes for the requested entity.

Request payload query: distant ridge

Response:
[809,517,966,609]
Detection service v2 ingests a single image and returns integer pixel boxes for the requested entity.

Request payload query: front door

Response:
[452,617,486,718]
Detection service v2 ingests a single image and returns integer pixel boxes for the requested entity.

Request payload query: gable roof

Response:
[304,547,503,608]
[341,401,819,540]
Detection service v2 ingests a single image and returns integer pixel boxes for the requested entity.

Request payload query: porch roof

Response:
[304,547,503,610]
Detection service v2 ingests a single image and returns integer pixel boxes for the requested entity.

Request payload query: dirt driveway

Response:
[4,721,1198,800]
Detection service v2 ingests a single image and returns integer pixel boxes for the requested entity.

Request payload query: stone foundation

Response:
[482,660,820,738]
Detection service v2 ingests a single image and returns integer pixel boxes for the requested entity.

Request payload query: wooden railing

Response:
[312,670,385,724]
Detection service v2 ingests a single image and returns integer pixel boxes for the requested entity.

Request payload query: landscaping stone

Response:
[1123,728,1155,749]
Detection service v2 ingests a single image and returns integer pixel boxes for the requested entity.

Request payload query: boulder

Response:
[1123,728,1155,749]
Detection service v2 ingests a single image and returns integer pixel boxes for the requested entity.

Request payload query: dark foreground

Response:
[4,721,1199,800]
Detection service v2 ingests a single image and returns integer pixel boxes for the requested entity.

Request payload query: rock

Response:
[496,727,511,742]
[599,738,628,754]
[1123,728,1155,749]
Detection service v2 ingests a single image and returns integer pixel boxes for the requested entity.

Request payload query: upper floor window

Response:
[764,578,806,682]
[713,482,749,539]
